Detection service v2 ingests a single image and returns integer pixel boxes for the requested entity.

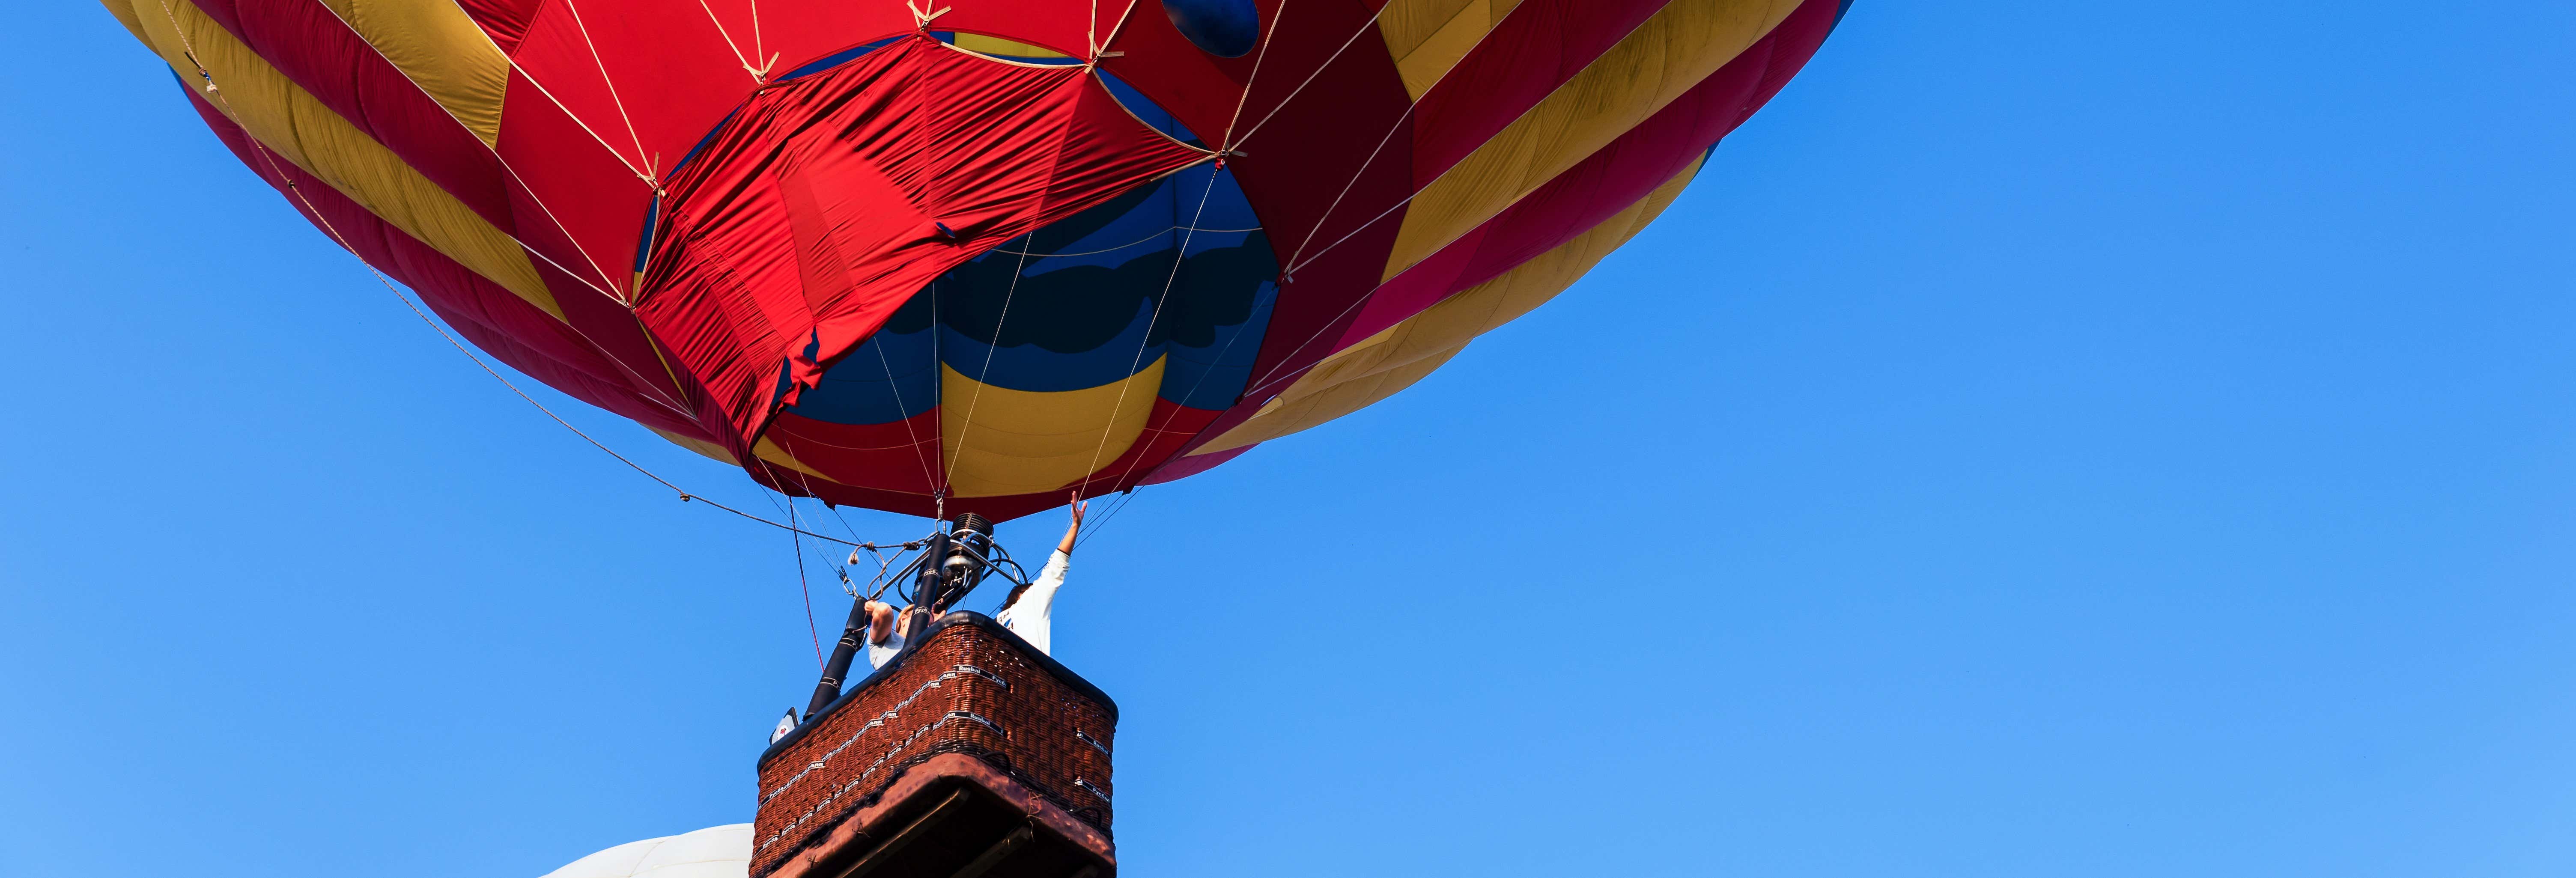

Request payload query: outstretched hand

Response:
[1058,492,1087,555]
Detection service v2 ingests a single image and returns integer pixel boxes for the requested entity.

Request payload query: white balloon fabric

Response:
[540,824,751,878]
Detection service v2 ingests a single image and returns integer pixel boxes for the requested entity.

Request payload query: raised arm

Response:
[1056,494,1086,556]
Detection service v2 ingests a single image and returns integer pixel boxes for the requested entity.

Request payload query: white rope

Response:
[930,277,948,495]
[1287,0,1684,280]
[784,494,826,669]
[1231,282,1383,401]
[148,0,892,552]
[493,57,659,189]
[1280,101,1422,273]
[748,0,770,79]
[1214,0,1292,150]
[985,225,1260,258]
[692,0,764,82]
[152,1,704,422]
[1074,161,1226,490]
[1091,0,1142,61]
[1072,484,1143,551]
[871,330,944,496]
[556,0,662,185]
[1226,2,1394,149]
[269,0,715,424]
[942,232,1038,483]
[1194,0,1586,411]
[286,3,641,307]
[1047,0,1297,498]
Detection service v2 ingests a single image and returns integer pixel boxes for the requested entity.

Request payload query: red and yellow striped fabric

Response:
[104,0,1845,521]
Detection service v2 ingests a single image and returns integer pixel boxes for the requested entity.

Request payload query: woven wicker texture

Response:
[752,618,1115,878]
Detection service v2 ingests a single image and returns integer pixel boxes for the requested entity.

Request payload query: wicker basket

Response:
[752,613,1118,878]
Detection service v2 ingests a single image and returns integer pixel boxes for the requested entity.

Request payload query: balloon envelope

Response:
[103,0,1845,521]
[540,824,749,878]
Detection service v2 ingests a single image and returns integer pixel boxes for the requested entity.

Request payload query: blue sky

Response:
[4,3,2573,877]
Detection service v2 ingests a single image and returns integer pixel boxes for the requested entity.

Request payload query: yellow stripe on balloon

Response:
[1196,153,1705,455]
[952,33,1073,60]
[650,426,741,465]
[1200,346,1467,456]
[97,0,148,43]
[113,0,561,321]
[1375,0,1529,100]
[654,428,862,490]
[313,0,513,149]
[754,437,847,482]
[1382,0,1796,282]
[940,359,1165,498]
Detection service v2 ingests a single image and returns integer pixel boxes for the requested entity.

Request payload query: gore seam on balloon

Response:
[1075,159,1227,491]
[985,225,1261,258]
[871,334,944,494]
[1225,0,1393,150]
[149,0,885,550]
[694,0,781,83]
[1060,3,1297,503]
[212,0,694,413]
[1089,0,1142,63]
[1221,0,1696,421]
[557,0,662,187]
[1042,8,1298,532]
[945,232,1040,485]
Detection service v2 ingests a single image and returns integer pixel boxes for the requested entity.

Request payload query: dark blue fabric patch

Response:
[786,161,1279,423]
[1160,0,1260,58]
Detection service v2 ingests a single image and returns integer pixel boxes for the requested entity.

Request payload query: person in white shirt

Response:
[859,597,907,669]
[858,498,1082,666]
[996,497,1083,656]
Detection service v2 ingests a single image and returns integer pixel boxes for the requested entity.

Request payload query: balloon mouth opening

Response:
[636,33,1265,521]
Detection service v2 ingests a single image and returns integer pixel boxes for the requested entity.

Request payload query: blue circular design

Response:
[1160,0,1261,58]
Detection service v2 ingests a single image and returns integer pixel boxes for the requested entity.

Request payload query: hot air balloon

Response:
[103,2,1847,874]
[542,825,751,878]
[101,0,1847,523]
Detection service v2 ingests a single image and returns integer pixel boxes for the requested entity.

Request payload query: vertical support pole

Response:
[907,530,950,634]
[805,595,872,720]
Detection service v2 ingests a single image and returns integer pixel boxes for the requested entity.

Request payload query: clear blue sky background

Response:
[4,3,2572,876]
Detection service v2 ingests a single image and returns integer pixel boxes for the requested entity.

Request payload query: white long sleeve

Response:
[997,550,1068,655]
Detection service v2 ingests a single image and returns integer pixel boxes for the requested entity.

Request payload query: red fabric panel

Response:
[192,0,688,428]
[1064,401,1225,496]
[426,299,710,442]
[638,36,1208,452]
[1139,443,1252,485]
[508,0,766,184]
[503,0,1364,188]
[1345,0,1840,343]
[145,0,1845,515]
[1148,0,1840,476]
[765,410,944,497]
[762,398,1225,522]
[185,85,713,440]
[523,253,703,418]
[1405,0,1673,184]
[186,0,517,230]
[1079,0,1420,469]
[454,0,542,55]
[1185,0,1416,403]
[745,461,946,518]
[748,464,1080,522]
[494,63,655,299]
